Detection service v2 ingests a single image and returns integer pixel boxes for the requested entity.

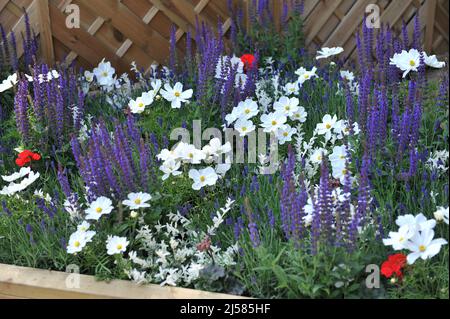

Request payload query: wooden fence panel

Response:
[1,0,449,73]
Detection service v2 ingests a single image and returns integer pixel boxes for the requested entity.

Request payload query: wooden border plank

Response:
[0,263,248,299]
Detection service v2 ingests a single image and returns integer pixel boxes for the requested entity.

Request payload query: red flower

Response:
[15,150,41,167]
[31,153,41,161]
[196,236,211,252]
[381,253,407,279]
[240,54,256,72]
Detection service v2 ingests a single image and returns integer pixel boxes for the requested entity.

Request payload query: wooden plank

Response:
[48,2,129,73]
[0,0,9,12]
[143,6,159,24]
[305,0,343,45]
[37,0,55,64]
[148,0,191,34]
[79,0,169,64]
[323,0,374,47]
[0,263,248,299]
[434,2,449,42]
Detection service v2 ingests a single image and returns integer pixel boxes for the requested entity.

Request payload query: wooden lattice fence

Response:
[1,0,449,73]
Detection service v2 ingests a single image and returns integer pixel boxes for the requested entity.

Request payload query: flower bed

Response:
[0,3,449,299]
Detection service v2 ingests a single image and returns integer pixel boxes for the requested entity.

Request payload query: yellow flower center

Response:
[245,109,250,114]
[188,153,194,158]
[271,120,277,126]
[325,123,332,129]
[242,127,247,131]
[283,132,288,137]
[285,106,290,110]
[96,207,103,213]
[134,198,141,205]
[102,71,108,77]
[399,236,405,242]
[409,60,416,67]
[74,241,80,248]
[116,244,123,250]
[138,103,144,107]
[174,92,181,97]
[304,74,309,79]
[419,245,426,252]
[200,176,206,182]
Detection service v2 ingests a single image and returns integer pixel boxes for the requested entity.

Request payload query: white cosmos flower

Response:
[202,138,231,159]
[140,91,154,106]
[178,144,206,164]
[276,124,297,145]
[84,70,94,83]
[396,213,436,232]
[77,221,91,232]
[316,47,344,60]
[160,82,193,109]
[93,59,116,86]
[433,206,449,225]
[389,49,421,78]
[274,96,300,117]
[296,67,318,85]
[1,167,31,182]
[160,159,182,180]
[0,171,40,196]
[424,53,446,68]
[106,236,129,255]
[284,82,300,95]
[332,164,349,184]
[260,112,287,133]
[290,106,307,122]
[67,230,95,254]
[122,192,152,209]
[188,167,218,190]
[85,196,114,221]
[329,145,347,166]
[340,70,355,82]
[157,148,177,162]
[405,228,447,264]
[0,73,18,92]
[382,225,416,250]
[67,231,88,254]
[149,79,162,96]
[236,99,259,120]
[310,148,328,164]
[215,161,232,177]
[129,97,147,114]
[224,107,241,125]
[234,118,255,137]
[316,114,338,140]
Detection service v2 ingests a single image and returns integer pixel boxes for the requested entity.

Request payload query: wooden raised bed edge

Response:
[0,263,248,299]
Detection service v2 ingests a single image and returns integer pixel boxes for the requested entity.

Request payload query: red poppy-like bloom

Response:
[15,150,41,167]
[381,253,407,279]
[240,54,256,72]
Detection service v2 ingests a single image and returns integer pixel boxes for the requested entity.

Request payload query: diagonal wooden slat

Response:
[305,0,344,45]
[1,0,448,69]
